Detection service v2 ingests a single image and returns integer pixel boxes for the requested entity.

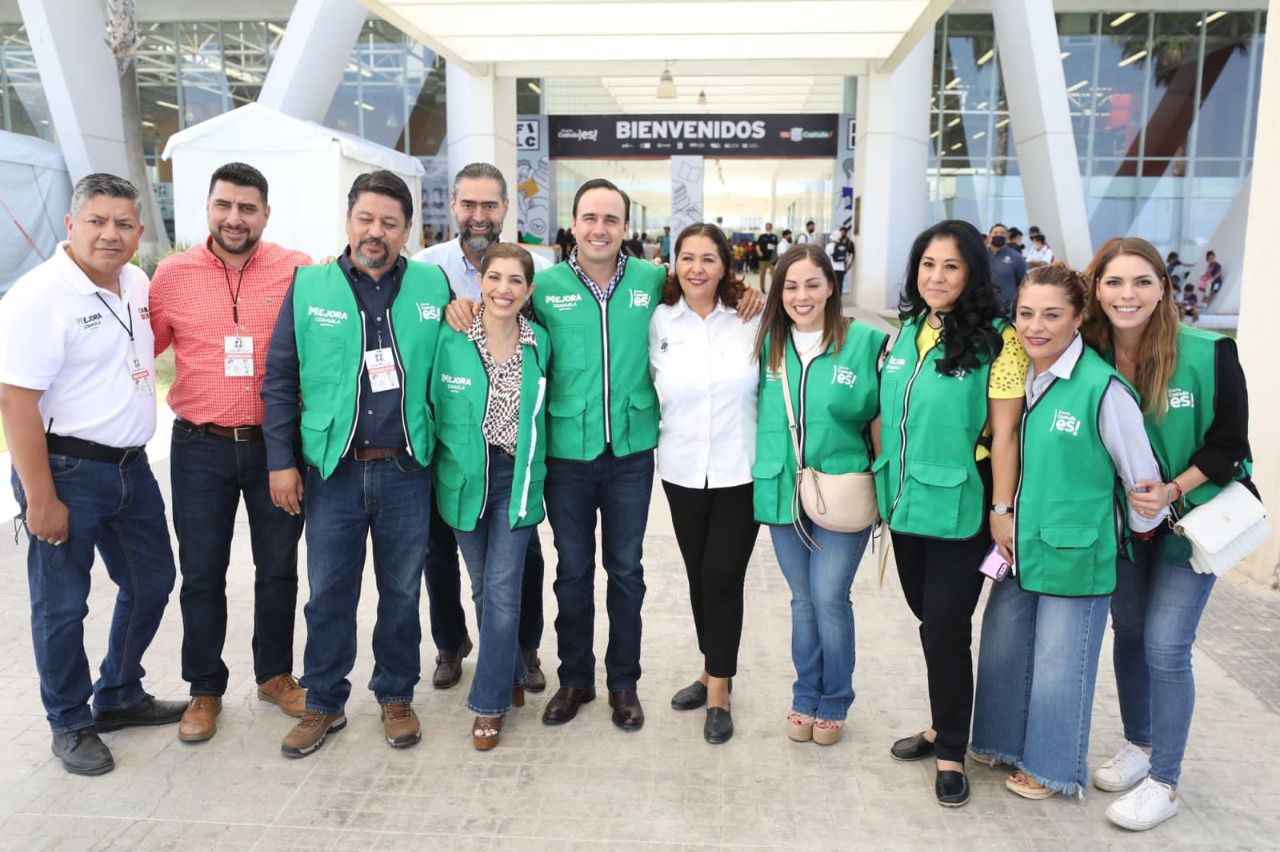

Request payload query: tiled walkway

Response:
[2,456,1279,851]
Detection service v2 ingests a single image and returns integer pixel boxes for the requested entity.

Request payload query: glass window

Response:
[0,24,54,141]
[1197,12,1255,160]
[1244,13,1266,157]
[517,78,542,115]
[1057,13,1099,167]
[1094,11,1150,176]
[1143,13,1202,176]
[177,22,230,128]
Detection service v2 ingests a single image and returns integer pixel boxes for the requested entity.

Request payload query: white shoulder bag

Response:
[1173,481,1270,576]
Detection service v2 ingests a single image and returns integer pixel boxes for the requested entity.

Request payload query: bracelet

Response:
[1167,481,1184,503]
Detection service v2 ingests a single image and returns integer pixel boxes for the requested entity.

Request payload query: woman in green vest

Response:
[430,244,550,751]
[752,245,888,748]
[970,264,1164,801]
[1081,238,1256,831]
[879,220,1025,808]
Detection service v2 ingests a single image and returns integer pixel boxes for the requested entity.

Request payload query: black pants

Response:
[661,480,760,678]
[889,460,993,763]
[423,496,544,652]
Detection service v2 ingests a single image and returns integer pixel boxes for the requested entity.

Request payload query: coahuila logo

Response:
[441,374,472,394]
[1168,387,1195,409]
[545,293,582,312]
[884,355,907,373]
[308,305,348,327]
[629,289,651,309]
[417,302,441,322]
[74,312,103,331]
[1049,408,1082,436]
[832,365,857,388]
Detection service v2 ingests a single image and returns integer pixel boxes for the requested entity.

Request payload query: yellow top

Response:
[915,322,1028,460]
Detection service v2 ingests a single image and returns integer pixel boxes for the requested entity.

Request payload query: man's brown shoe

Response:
[541,686,596,725]
[258,673,306,717]
[380,703,422,748]
[178,696,222,743]
[281,711,346,758]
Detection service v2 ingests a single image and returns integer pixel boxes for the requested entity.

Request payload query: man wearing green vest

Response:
[262,171,451,758]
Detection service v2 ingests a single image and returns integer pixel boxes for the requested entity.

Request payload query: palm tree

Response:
[104,0,171,262]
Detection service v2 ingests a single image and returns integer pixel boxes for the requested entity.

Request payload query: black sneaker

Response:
[93,694,187,732]
[51,729,114,776]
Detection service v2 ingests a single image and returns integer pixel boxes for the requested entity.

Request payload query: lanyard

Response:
[219,258,248,329]
[95,292,134,342]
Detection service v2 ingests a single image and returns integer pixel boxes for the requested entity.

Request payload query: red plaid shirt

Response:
[151,238,311,426]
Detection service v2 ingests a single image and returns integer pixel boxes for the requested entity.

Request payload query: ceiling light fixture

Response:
[1197,11,1228,27]
[1118,50,1147,67]
[527,81,542,94]
[1110,12,1135,28]
[976,49,994,66]
[656,65,677,99]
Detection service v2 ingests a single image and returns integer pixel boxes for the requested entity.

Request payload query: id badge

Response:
[364,347,400,392]
[127,351,153,397]
[224,335,254,377]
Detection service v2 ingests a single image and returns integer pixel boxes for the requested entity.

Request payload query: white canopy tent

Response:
[161,103,425,262]
[0,130,71,295]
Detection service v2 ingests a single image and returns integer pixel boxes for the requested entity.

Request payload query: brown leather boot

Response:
[380,703,421,748]
[280,711,346,758]
[258,673,306,718]
[177,696,222,743]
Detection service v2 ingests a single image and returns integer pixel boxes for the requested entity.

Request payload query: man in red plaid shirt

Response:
[149,163,310,743]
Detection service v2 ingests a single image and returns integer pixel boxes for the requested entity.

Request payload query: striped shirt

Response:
[150,238,310,427]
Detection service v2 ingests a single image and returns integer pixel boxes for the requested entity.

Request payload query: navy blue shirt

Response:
[989,246,1027,308]
[261,250,410,472]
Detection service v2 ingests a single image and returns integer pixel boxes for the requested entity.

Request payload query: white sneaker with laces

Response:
[1106,777,1179,831]
[1093,742,1151,792]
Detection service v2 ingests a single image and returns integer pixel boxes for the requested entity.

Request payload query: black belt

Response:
[46,434,146,466]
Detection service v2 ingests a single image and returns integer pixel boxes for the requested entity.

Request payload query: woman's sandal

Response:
[512,685,525,708]
[786,712,815,742]
[812,718,845,746]
[1005,770,1057,800]
[473,715,503,751]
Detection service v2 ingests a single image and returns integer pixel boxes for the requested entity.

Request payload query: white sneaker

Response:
[1106,777,1179,831]
[1093,742,1151,792]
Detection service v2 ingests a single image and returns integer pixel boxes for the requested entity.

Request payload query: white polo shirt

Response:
[412,238,551,301]
[648,297,760,489]
[0,242,156,448]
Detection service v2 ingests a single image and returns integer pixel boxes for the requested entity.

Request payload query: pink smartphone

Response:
[979,544,1011,582]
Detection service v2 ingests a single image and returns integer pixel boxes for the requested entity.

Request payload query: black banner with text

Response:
[548,114,839,158]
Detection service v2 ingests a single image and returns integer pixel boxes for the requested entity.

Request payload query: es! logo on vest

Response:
[1168,388,1195,409]
[308,305,348,327]
[831,365,857,388]
[1049,408,1082,436]
[629,289,651,308]
[545,293,582,312]
[417,302,440,322]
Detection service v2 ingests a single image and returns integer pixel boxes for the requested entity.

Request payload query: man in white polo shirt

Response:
[0,174,184,776]
[412,161,551,692]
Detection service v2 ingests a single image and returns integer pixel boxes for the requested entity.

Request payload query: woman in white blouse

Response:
[649,223,762,745]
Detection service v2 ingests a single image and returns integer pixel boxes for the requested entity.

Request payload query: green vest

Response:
[752,322,888,524]
[1015,345,1131,597]
[875,316,1003,539]
[292,260,450,479]
[531,259,665,461]
[430,321,550,532]
[1124,326,1251,562]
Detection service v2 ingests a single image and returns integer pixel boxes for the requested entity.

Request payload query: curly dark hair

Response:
[660,223,744,309]
[898,219,1004,375]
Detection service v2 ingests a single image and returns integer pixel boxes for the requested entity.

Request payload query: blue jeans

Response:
[170,422,303,695]
[12,454,176,734]
[768,519,871,721]
[300,456,430,713]
[1111,537,1216,787]
[454,449,531,716]
[423,498,544,652]
[543,448,653,691]
[971,579,1110,794]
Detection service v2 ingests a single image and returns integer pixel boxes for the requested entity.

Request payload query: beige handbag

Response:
[779,356,879,544]
[1173,481,1270,576]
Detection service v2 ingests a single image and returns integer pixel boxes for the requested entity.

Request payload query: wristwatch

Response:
[991,503,1013,516]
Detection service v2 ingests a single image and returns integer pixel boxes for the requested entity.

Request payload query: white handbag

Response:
[1173,481,1270,576]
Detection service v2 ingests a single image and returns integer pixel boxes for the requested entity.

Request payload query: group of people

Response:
[0,159,1254,836]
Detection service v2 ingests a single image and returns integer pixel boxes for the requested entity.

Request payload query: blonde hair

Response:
[1079,237,1179,418]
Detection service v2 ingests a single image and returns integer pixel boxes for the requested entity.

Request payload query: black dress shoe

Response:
[92,695,187,732]
[670,681,707,711]
[432,635,474,689]
[523,650,546,693]
[51,729,114,776]
[703,707,734,744]
[890,731,936,762]
[541,686,595,725]
[608,690,645,731]
[935,770,970,808]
